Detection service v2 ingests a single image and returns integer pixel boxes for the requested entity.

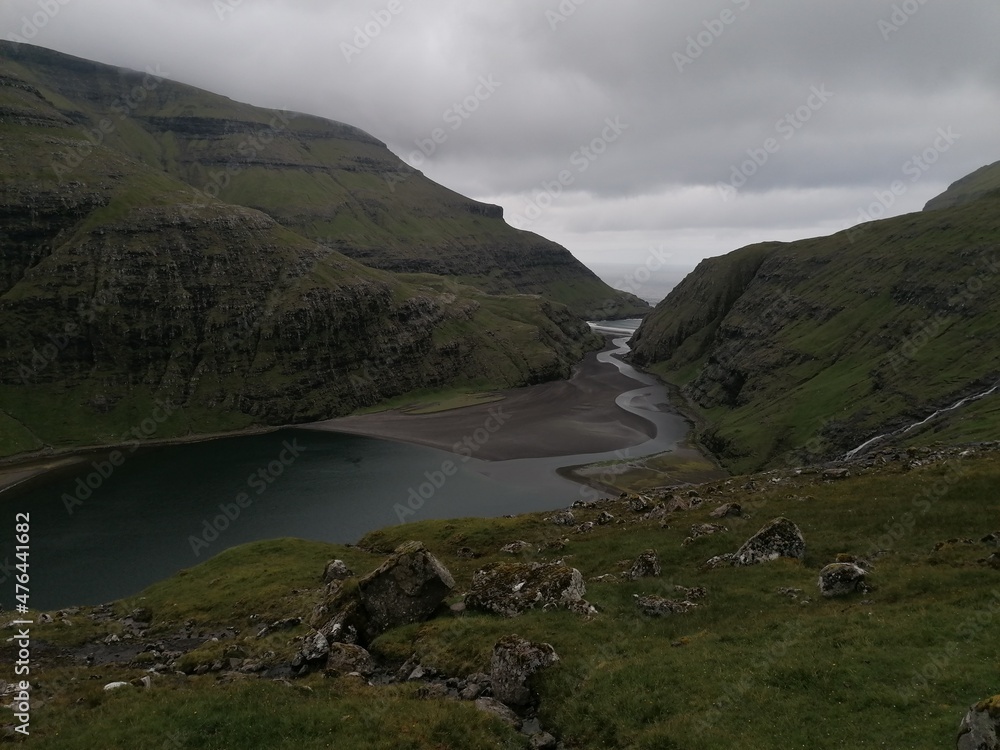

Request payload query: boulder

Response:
[299,631,330,663]
[710,502,742,519]
[596,511,615,525]
[636,595,698,617]
[958,695,1000,749]
[500,540,533,555]
[466,562,587,617]
[818,563,868,598]
[357,541,455,640]
[474,697,522,728]
[546,510,576,526]
[325,643,374,677]
[628,495,653,513]
[732,517,805,566]
[323,559,354,583]
[625,549,661,581]
[490,635,559,707]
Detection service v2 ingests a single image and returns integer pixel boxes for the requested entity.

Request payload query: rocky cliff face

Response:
[631,186,1000,472]
[0,43,602,459]
[0,41,647,319]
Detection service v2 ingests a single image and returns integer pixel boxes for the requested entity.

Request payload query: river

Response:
[0,320,693,609]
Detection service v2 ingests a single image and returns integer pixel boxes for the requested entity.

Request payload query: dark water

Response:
[0,322,696,610]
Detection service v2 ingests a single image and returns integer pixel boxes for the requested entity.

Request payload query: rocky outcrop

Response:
[326,643,375,677]
[624,550,661,581]
[490,635,559,707]
[958,695,1000,749]
[732,518,805,566]
[357,542,455,641]
[818,563,868,598]
[465,562,589,617]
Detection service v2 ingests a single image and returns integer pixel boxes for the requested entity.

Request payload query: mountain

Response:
[924,160,1000,211]
[0,42,640,460]
[630,172,1000,473]
[0,41,647,319]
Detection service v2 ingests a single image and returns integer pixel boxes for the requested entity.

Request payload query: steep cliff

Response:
[632,183,1000,472]
[0,41,647,319]
[0,44,602,459]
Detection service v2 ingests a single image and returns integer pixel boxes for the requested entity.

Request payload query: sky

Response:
[4,0,1000,296]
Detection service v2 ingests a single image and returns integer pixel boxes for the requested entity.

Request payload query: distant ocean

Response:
[587,261,689,306]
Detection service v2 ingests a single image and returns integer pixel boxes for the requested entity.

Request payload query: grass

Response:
[18,448,1000,748]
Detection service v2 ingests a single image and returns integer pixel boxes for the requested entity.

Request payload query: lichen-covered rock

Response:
[299,631,330,663]
[636,595,698,617]
[500,540,533,555]
[702,553,735,570]
[818,563,868,598]
[732,517,805,566]
[629,495,653,513]
[625,550,661,581]
[323,559,354,583]
[546,510,576,526]
[357,541,455,640]
[490,635,559,707]
[596,511,615,525]
[325,643,375,677]
[957,695,1000,749]
[466,562,587,617]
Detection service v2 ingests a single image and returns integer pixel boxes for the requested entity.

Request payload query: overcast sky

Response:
[4,0,1000,291]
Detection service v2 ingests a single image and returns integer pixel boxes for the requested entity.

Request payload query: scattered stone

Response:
[624,550,661,581]
[530,732,558,749]
[982,532,1000,548]
[662,496,690,513]
[684,523,728,544]
[822,468,851,480]
[957,695,1000,749]
[818,563,868,598]
[575,521,595,534]
[323,559,354,584]
[635,595,698,617]
[674,585,707,601]
[103,681,130,691]
[596,511,615,526]
[456,547,479,559]
[981,553,1000,570]
[546,510,576,526]
[490,635,559,707]
[131,607,152,623]
[299,631,330,663]
[325,643,374,677]
[710,503,742,519]
[474,697,522,729]
[466,562,589,617]
[591,574,619,583]
[500,541,533,555]
[732,517,805,566]
[701,553,735,570]
[357,541,456,641]
[628,495,653,513]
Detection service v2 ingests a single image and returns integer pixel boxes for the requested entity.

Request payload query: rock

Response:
[982,532,1000,547]
[357,541,455,640]
[822,468,851,480]
[710,502,742,519]
[596,511,615,525]
[958,695,1000,749]
[674,585,708,601]
[546,510,576,526]
[325,643,374,677]
[323,559,354,583]
[625,549,661,581]
[662,496,690,513]
[628,495,653,513]
[702,553,735,570]
[981,553,1000,570]
[500,541,533,555]
[684,523,728,545]
[818,563,868,598]
[460,682,483,700]
[531,732,558,749]
[636,595,697,616]
[456,547,479,559]
[490,635,559,707]
[299,631,330,663]
[466,562,589,617]
[474,697,522,729]
[131,607,153,623]
[103,682,130,691]
[732,517,805,566]
[575,521,595,534]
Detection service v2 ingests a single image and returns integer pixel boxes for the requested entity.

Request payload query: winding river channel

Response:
[0,320,692,609]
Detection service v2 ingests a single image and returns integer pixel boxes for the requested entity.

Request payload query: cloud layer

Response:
[5,0,999,292]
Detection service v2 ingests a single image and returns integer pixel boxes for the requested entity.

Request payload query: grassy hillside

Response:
[0,41,647,319]
[925,160,1000,210]
[631,189,1000,473]
[15,445,1000,748]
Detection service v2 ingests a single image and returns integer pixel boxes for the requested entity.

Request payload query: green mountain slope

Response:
[924,160,1000,211]
[631,185,1000,473]
[0,45,603,459]
[0,41,647,319]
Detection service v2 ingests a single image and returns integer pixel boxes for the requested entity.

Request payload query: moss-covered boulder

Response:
[466,562,587,617]
[957,695,1000,749]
